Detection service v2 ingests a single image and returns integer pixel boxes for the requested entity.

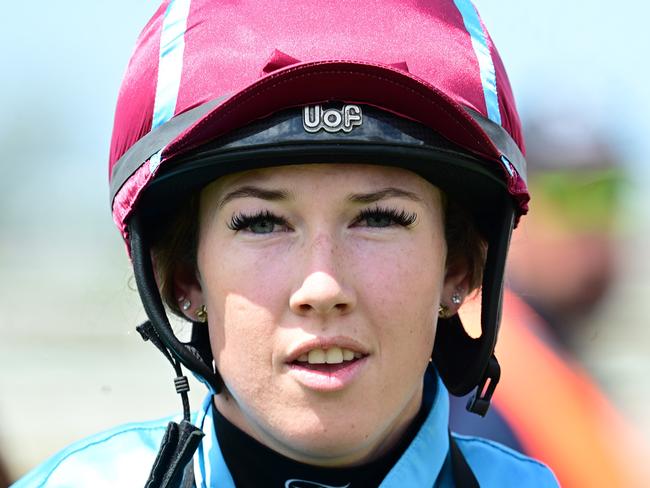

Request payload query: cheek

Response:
[349,236,444,347]
[199,235,292,317]
[198,239,292,381]
[209,295,275,380]
[353,234,444,304]
[205,289,286,410]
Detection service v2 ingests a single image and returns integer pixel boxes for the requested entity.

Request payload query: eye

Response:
[352,207,417,228]
[228,210,290,234]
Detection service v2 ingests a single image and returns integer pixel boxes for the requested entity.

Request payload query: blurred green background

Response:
[1,0,649,480]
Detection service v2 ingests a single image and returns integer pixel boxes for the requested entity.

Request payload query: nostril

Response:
[294,302,350,315]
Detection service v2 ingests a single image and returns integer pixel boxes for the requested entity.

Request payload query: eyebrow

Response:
[218,185,420,208]
[347,187,422,203]
[218,185,291,208]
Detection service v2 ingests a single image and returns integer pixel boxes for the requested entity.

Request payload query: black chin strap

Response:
[135,320,204,487]
[136,320,192,420]
[129,219,214,487]
[135,319,205,488]
[129,216,222,392]
[433,203,514,416]
[143,420,203,488]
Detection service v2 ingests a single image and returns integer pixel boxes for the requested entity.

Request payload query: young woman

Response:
[15,0,558,486]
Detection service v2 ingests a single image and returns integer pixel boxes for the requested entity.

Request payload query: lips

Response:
[286,337,369,365]
[296,346,364,365]
[285,338,369,391]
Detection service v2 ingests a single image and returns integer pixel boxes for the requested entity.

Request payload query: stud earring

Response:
[451,292,462,305]
[182,299,191,311]
[196,305,208,323]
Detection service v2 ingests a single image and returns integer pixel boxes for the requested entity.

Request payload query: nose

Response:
[290,271,356,316]
[289,235,356,317]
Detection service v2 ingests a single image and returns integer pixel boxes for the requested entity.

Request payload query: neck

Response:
[213,381,424,467]
[214,394,431,488]
[212,381,435,487]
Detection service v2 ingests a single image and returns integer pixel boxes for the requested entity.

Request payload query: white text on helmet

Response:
[303,105,363,133]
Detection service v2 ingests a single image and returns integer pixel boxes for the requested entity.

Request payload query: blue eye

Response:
[364,213,393,227]
[228,211,289,234]
[354,207,417,228]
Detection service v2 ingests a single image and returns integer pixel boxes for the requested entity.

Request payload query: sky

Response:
[476,0,650,165]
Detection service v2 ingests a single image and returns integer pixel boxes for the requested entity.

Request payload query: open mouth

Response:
[289,346,366,373]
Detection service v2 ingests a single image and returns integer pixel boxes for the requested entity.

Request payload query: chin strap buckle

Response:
[466,355,501,416]
[144,420,204,488]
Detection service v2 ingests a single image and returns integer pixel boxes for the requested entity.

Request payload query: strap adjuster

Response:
[466,355,501,416]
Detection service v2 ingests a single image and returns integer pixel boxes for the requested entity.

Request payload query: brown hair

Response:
[151,195,200,317]
[152,192,486,317]
[444,198,487,293]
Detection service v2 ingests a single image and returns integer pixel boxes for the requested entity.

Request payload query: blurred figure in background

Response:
[507,116,621,345]
[450,112,650,487]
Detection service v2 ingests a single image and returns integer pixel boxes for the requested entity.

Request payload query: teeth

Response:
[326,347,343,364]
[307,349,326,364]
[299,347,361,364]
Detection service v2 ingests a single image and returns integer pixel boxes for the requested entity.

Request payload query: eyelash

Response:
[227,206,417,233]
[352,206,417,227]
[228,210,288,232]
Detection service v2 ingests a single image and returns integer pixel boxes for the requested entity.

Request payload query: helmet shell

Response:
[109,0,528,241]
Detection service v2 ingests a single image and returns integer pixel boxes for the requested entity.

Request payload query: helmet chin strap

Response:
[129,214,222,393]
[433,201,515,415]
[135,320,205,487]
[130,215,223,488]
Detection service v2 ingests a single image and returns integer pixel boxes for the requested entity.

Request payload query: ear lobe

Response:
[173,265,204,321]
[441,261,471,316]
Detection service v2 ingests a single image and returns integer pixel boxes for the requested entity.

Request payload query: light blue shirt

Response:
[13,372,558,487]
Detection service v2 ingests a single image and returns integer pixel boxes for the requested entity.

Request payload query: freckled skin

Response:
[187,164,461,467]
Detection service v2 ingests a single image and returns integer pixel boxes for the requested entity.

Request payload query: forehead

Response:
[202,163,439,201]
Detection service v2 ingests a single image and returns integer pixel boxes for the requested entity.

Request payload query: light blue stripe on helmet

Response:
[152,0,192,130]
[452,0,501,126]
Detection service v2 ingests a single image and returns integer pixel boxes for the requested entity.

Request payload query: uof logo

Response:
[303,105,363,133]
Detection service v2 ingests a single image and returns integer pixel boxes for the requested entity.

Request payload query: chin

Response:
[268,408,379,465]
[282,430,376,466]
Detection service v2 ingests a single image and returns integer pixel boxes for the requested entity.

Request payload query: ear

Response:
[173,263,205,322]
[441,259,471,316]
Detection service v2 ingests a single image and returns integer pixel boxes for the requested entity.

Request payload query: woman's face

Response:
[187,164,463,466]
